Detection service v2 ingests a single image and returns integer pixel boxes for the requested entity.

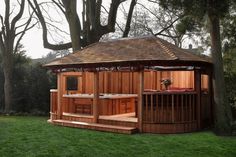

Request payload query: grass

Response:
[0,116,236,157]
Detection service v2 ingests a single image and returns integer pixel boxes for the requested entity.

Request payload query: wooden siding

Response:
[50,90,57,113]
[143,122,197,133]
[58,70,199,95]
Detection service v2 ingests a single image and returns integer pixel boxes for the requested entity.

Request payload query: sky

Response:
[22,27,51,59]
[0,0,72,59]
[0,0,205,59]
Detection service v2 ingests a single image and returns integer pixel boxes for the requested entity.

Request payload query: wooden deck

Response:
[50,119,138,134]
[49,112,138,134]
[98,112,138,128]
[99,112,137,122]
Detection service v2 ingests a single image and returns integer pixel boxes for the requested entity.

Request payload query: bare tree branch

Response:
[0,15,6,39]
[123,0,137,37]
[157,33,180,38]
[11,0,25,31]
[95,0,102,28]
[0,32,5,50]
[154,16,180,36]
[52,0,66,15]
[0,15,3,27]
[14,19,37,54]
[28,0,72,50]
[87,0,96,29]
[62,0,81,51]
[9,4,16,18]
[15,17,35,30]
[101,5,124,32]
[106,0,126,32]
[137,3,159,18]
[147,0,158,4]
[4,0,10,34]
[46,22,70,35]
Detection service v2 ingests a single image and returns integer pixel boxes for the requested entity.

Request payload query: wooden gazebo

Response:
[45,36,213,134]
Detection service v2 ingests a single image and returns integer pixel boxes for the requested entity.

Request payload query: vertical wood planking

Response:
[50,92,53,114]
[145,94,148,121]
[82,72,86,93]
[176,94,179,122]
[151,93,153,122]
[93,71,99,123]
[57,73,62,119]
[181,95,184,122]
[190,94,192,121]
[155,94,158,122]
[166,95,169,122]
[59,70,198,95]
[161,94,164,123]
[172,94,174,123]
[185,94,188,121]
[193,94,196,120]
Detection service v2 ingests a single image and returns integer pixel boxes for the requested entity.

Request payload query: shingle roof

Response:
[44,36,212,69]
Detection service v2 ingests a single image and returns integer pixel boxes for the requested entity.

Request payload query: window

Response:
[66,76,78,91]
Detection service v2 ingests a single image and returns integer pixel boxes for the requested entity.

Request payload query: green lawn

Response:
[0,116,235,157]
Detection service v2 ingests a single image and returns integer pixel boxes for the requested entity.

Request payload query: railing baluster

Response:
[142,92,196,124]
[194,94,196,121]
[156,94,159,122]
[181,95,184,122]
[151,94,153,123]
[185,94,187,122]
[172,94,175,123]
[166,95,169,123]
[161,94,164,123]
[176,94,180,122]
[145,94,148,121]
[190,94,192,121]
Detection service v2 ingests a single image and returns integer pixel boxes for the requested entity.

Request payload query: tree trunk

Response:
[2,48,13,113]
[62,0,81,51]
[208,15,232,135]
[0,0,31,113]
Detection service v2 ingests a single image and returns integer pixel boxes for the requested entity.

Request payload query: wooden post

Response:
[57,73,62,119]
[138,70,144,132]
[194,69,201,129]
[93,71,99,123]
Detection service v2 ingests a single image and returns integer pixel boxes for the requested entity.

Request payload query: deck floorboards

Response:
[52,119,138,134]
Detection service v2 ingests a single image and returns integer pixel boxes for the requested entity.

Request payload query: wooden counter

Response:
[62,94,137,115]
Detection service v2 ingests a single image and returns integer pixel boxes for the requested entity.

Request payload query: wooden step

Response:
[52,119,138,134]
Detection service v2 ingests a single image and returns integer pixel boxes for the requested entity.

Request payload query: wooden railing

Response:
[50,89,58,120]
[143,91,197,124]
[50,89,58,113]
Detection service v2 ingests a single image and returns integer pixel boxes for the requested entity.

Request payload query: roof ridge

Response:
[155,38,178,60]
[156,37,210,62]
